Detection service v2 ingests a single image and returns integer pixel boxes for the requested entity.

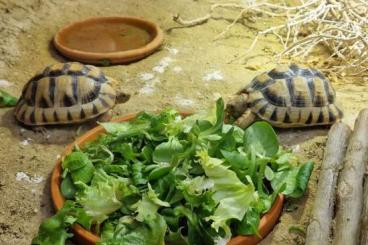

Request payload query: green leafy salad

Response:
[0,89,17,107]
[32,98,313,245]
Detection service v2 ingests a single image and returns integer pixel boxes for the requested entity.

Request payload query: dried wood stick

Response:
[305,122,352,245]
[361,179,368,244]
[173,14,211,27]
[333,109,368,245]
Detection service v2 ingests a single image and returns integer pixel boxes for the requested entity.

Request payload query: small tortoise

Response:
[15,62,129,126]
[226,64,343,128]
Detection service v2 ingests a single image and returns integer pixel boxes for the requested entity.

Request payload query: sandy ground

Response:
[0,0,367,244]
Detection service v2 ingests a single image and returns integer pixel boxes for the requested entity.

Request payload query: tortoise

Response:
[14,62,129,126]
[226,64,343,128]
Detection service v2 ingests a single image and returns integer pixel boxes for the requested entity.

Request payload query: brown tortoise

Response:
[14,62,129,126]
[226,64,343,128]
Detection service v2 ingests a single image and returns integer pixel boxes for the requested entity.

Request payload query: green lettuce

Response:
[32,201,91,245]
[99,185,168,245]
[198,150,258,238]
[0,89,17,107]
[33,98,314,245]
[98,214,167,245]
[76,169,131,225]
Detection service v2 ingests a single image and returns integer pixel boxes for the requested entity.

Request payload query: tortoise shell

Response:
[15,62,117,126]
[239,64,342,127]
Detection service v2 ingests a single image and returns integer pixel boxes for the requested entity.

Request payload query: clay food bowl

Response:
[51,114,284,245]
[54,16,164,64]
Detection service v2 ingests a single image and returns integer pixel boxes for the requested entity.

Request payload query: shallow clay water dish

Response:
[54,17,164,64]
[50,113,284,245]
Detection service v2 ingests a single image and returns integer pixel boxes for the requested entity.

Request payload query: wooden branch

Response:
[172,14,211,27]
[360,165,368,244]
[333,109,368,245]
[305,122,352,245]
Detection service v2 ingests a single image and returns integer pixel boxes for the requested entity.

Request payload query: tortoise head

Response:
[115,89,130,104]
[106,77,130,104]
[225,93,249,119]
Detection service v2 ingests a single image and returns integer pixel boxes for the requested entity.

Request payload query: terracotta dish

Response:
[50,113,284,245]
[54,17,164,64]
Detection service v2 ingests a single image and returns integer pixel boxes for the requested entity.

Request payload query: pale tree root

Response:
[305,122,351,245]
[333,109,368,245]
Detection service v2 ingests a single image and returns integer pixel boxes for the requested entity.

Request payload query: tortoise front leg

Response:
[106,76,130,104]
[97,110,112,122]
[235,109,257,129]
[32,126,48,137]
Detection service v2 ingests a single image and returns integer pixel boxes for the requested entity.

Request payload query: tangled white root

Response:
[174,0,368,77]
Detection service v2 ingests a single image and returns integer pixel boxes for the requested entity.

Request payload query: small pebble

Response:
[138,73,155,81]
[172,66,183,73]
[16,172,44,184]
[175,95,195,108]
[0,79,11,88]
[139,78,160,95]
[212,92,222,100]
[166,47,179,55]
[203,70,224,81]
[139,85,155,95]
[292,145,301,153]
[20,138,32,146]
[152,57,173,74]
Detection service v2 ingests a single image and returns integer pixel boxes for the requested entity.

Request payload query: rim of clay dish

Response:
[50,113,284,245]
[53,16,164,65]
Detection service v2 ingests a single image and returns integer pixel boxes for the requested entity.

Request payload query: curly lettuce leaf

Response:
[99,214,167,245]
[135,184,170,222]
[178,176,215,208]
[32,201,90,245]
[99,185,168,245]
[76,169,132,224]
[197,150,258,238]
[180,176,214,196]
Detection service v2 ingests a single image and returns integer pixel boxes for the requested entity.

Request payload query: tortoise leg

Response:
[106,76,130,104]
[32,126,49,137]
[97,111,112,122]
[235,109,257,129]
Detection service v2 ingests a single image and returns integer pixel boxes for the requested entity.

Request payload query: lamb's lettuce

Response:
[244,121,279,157]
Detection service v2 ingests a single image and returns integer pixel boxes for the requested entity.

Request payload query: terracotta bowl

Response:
[51,113,284,245]
[54,17,164,65]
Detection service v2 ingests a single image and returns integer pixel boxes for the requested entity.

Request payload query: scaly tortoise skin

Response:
[226,64,343,128]
[15,62,125,126]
